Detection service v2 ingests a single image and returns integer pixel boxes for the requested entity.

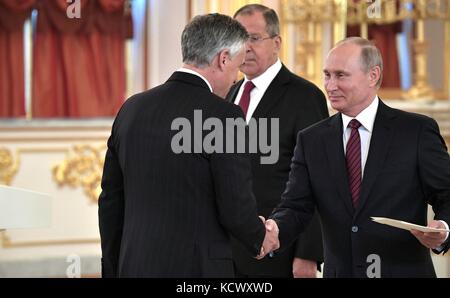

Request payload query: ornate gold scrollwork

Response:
[281,0,450,100]
[52,144,106,203]
[0,147,19,185]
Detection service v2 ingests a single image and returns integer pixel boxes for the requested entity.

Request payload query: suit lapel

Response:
[226,65,291,117]
[354,101,396,218]
[251,65,290,119]
[323,114,354,216]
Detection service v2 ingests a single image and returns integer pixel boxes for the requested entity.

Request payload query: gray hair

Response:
[181,13,248,68]
[233,4,280,37]
[335,37,384,88]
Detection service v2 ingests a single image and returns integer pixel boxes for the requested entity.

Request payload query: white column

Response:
[148,0,188,88]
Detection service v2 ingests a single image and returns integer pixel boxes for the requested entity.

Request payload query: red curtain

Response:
[0,0,35,117]
[32,0,132,117]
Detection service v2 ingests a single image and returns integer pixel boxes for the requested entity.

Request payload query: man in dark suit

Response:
[98,13,278,278]
[226,4,328,278]
[265,37,450,277]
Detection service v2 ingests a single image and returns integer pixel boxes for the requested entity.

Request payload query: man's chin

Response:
[330,102,343,111]
[239,67,258,78]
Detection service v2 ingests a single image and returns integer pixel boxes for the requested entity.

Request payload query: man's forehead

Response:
[323,56,348,71]
[324,47,361,70]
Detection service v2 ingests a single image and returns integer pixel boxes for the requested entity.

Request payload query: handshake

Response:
[256,216,280,260]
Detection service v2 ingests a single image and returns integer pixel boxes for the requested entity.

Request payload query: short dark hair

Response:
[234,4,279,37]
[181,13,249,68]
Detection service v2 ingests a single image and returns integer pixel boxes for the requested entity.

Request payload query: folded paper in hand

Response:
[371,217,450,233]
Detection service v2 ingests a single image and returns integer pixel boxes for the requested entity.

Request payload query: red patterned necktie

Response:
[238,81,255,117]
[346,119,362,208]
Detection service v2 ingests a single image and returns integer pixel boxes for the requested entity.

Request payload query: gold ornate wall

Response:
[205,0,262,15]
[280,0,450,101]
[0,123,110,248]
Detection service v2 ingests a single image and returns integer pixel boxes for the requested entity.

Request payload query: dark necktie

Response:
[238,81,255,117]
[346,119,362,208]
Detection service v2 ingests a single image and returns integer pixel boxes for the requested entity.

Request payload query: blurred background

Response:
[0,0,449,277]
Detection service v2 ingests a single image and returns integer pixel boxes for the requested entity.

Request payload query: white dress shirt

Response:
[341,96,379,178]
[341,96,449,240]
[234,59,282,123]
[177,68,213,92]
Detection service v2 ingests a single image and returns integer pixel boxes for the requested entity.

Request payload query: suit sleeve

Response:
[98,122,125,278]
[270,130,317,252]
[418,117,450,254]
[292,86,327,264]
[209,104,266,257]
[293,210,324,265]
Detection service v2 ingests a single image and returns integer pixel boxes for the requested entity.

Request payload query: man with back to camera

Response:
[98,13,279,278]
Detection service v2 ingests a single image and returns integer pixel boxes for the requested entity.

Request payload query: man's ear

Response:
[274,35,282,52]
[368,66,381,87]
[218,50,230,71]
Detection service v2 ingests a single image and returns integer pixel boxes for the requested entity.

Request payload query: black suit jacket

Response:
[99,72,266,278]
[271,100,450,278]
[226,65,328,277]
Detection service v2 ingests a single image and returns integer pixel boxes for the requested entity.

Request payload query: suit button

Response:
[351,226,358,233]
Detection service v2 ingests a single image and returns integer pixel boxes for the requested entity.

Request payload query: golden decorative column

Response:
[281,0,449,101]
[405,0,435,99]
[206,0,261,15]
[281,0,344,86]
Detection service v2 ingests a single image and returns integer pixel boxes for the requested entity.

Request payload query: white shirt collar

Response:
[342,96,379,132]
[243,59,282,92]
[177,67,213,92]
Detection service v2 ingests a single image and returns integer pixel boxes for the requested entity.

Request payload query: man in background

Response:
[227,4,328,278]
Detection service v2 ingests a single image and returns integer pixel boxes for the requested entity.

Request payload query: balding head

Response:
[332,37,383,88]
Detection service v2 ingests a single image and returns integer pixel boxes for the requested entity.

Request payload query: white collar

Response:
[342,96,379,132]
[243,59,282,92]
[177,67,213,92]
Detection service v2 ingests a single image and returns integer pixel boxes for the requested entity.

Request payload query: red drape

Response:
[0,0,35,117]
[32,0,132,117]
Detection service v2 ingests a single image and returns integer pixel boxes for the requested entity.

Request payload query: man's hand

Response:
[256,218,280,260]
[411,220,448,249]
[292,258,317,278]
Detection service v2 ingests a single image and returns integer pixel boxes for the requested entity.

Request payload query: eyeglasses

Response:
[248,35,277,44]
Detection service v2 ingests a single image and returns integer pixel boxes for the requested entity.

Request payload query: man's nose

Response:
[325,77,337,91]
[244,42,252,52]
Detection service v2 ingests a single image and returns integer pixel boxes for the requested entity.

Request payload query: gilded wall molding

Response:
[1,232,99,248]
[52,144,107,204]
[0,146,103,248]
[0,147,19,185]
[280,0,450,100]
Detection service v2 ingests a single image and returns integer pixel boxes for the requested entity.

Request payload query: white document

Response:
[371,217,450,233]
